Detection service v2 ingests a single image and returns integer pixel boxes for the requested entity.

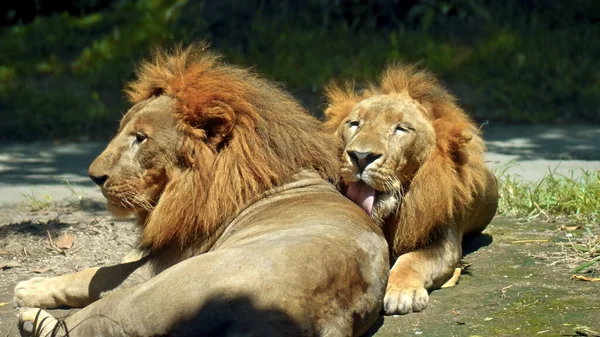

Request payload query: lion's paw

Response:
[383,285,429,315]
[13,277,60,309]
[19,308,63,337]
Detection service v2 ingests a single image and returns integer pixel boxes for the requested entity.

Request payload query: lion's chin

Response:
[106,202,138,219]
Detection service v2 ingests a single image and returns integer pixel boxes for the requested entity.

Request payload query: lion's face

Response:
[338,95,435,221]
[88,96,187,217]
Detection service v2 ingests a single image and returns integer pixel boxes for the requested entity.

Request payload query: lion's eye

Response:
[347,120,360,130]
[395,125,409,134]
[134,132,147,144]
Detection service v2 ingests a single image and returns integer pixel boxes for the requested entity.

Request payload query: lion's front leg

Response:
[383,228,462,315]
[14,267,101,309]
[14,256,148,309]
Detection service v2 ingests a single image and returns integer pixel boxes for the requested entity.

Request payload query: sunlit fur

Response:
[124,44,341,251]
[324,64,489,256]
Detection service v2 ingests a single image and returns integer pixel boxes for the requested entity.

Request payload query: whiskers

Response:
[132,194,154,212]
[366,169,400,194]
[105,182,155,216]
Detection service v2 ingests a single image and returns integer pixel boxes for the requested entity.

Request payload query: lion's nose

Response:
[89,174,108,187]
[347,150,381,173]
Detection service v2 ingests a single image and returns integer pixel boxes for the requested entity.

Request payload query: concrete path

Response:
[484,125,600,181]
[0,142,104,204]
[0,125,599,205]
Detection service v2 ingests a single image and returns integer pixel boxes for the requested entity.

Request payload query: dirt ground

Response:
[0,198,598,336]
[0,198,138,336]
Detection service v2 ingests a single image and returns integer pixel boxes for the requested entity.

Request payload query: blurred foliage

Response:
[0,0,599,140]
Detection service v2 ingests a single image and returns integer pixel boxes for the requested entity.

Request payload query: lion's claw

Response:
[18,309,61,337]
[383,286,429,315]
[20,321,35,336]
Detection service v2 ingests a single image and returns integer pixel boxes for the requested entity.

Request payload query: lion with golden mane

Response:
[324,64,499,315]
[14,44,389,337]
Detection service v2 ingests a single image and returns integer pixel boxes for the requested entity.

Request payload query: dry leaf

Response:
[571,275,600,282]
[0,261,21,270]
[452,308,460,315]
[441,267,462,288]
[30,267,52,274]
[55,233,75,250]
[0,250,8,255]
[0,302,9,307]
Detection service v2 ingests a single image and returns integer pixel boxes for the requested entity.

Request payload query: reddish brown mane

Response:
[325,64,488,255]
[126,44,341,251]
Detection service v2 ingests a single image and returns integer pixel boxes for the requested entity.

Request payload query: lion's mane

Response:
[125,44,341,251]
[325,64,488,255]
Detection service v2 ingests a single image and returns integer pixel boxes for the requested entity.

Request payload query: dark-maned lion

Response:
[14,44,389,337]
[324,64,499,315]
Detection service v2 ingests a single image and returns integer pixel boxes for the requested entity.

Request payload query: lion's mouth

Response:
[345,180,376,216]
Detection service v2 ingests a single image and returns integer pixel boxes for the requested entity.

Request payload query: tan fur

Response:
[324,64,499,315]
[14,44,388,337]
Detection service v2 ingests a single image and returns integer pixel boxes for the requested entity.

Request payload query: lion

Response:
[13,44,389,337]
[323,64,499,315]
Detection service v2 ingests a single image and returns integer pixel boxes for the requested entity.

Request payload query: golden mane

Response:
[126,44,341,251]
[325,64,488,255]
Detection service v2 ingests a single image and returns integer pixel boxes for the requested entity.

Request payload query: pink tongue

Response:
[346,181,375,216]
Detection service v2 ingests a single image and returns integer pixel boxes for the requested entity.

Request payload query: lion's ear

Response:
[201,100,235,149]
[457,129,473,146]
[450,125,474,165]
[323,84,358,134]
[449,123,473,147]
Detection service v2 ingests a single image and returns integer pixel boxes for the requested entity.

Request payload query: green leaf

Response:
[574,257,600,273]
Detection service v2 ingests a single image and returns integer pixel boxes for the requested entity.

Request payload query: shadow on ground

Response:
[0,219,70,238]
[0,142,105,204]
[462,233,493,256]
[0,142,104,186]
[483,125,600,161]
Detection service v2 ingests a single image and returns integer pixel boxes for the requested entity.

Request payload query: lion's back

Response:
[208,180,388,336]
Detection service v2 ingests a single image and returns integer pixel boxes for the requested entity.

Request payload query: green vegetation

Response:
[0,0,182,140]
[496,166,600,274]
[496,166,600,223]
[0,0,599,140]
[22,190,53,211]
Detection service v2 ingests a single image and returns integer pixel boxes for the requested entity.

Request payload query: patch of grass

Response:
[496,166,600,224]
[62,177,105,211]
[0,0,186,141]
[22,191,53,211]
[63,177,85,201]
[496,165,600,274]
